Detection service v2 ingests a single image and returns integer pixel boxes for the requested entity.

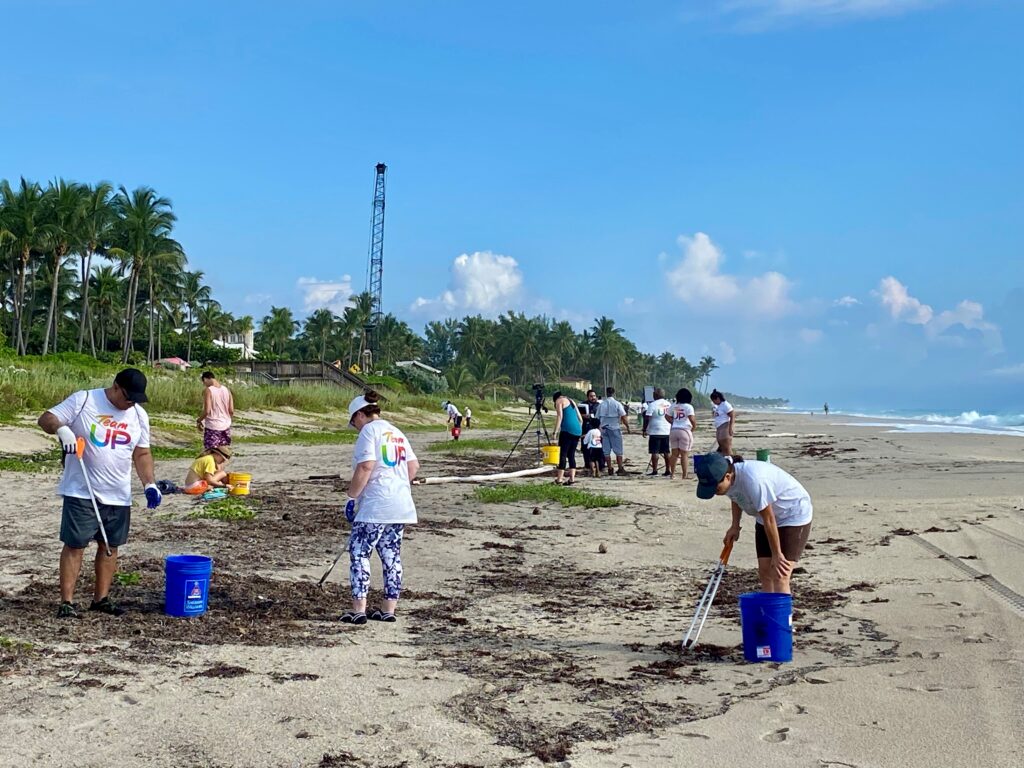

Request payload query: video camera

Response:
[532,383,547,413]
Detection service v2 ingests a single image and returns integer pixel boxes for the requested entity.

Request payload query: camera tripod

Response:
[502,402,552,468]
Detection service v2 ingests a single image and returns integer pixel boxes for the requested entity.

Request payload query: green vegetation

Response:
[113,571,142,586]
[0,636,34,654]
[187,497,257,521]
[474,483,622,509]
[0,450,60,473]
[426,438,511,454]
[241,429,357,446]
[151,445,200,459]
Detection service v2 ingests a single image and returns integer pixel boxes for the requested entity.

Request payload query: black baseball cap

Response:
[114,368,149,404]
[695,452,731,500]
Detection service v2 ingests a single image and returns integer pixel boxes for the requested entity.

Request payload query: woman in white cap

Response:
[695,452,813,594]
[341,390,420,625]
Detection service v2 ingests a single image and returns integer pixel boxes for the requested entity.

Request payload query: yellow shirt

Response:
[190,455,217,479]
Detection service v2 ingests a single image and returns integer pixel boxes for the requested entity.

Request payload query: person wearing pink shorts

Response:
[667,388,697,479]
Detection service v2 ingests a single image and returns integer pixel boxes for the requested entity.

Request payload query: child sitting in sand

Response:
[183,445,233,494]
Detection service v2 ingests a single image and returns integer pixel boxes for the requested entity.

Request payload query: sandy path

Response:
[1,413,1022,767]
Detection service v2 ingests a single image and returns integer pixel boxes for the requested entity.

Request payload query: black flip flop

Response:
[369,609,397,623]
[340,611,367,625]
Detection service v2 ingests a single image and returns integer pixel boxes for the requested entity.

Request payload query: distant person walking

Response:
[465,407,472,428]
[552,391,584,485]
[37,368,162,618]
[667,388,697,479]
[710,389,736,455]
[342,391,420,625]
[695,453,813,594]
[596,386,632,476]
[643,388,672,477]
[823,402,830,416]
[198,372,234,451]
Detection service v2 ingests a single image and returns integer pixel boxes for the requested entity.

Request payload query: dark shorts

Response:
[453,415,463,429]
[754,522,812,561]
[648,435,670,455]
[60,496,131,549]
[203,428,232,450]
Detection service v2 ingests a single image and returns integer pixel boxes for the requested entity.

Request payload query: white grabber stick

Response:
[75,437,112,557]
[682,541,733,651]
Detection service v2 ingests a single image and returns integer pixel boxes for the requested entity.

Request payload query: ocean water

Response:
[761,406,1024,437]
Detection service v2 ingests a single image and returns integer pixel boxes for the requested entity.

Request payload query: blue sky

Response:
[3,1,1022,412]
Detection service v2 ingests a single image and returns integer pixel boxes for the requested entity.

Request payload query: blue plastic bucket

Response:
[739,592,793,662]
[164,554,213,617]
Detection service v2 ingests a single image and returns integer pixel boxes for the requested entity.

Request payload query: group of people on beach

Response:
[39,367,811,629]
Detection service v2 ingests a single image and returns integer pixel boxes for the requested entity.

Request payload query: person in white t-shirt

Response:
[341,390,420,625]
[642,388,672,477]
[710,389,736,455]
[465,407,472,429]
[37,368,161,619]
[595,387,632,476]
[695,453,813,594]
[667,387,697,479]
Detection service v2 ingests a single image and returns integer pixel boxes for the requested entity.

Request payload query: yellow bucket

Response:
[540,445,560,466]
[228,472,252,496]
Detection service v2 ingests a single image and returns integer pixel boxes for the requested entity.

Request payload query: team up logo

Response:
[89,415,132,449]
[380,431,408,467]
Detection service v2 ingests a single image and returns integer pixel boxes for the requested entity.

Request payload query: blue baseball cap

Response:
[695,453,731,500]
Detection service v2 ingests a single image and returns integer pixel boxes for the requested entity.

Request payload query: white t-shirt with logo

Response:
[596,397,626,429]
[713,400,735,428]
[669,403,695,431]
[726,460,813,527]
[583,427,603,450]
[351,419,418,524]
[445,403,461,419]
[48,389,151,506]
[644,399,672,436]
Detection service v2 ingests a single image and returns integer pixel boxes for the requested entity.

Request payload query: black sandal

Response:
[369,609,397,622]
[340,611,367,625]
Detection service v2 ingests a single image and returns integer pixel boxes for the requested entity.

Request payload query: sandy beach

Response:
[1,410,1022,767]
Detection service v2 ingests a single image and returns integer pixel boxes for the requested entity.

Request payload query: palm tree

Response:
[145,242,186,362]
[456,315,491,361]
[445,364,476,396]
[181,270,211,362]
[467,358,511,399]
[89,264,122,353]
[590,316,627,391]
[112,186,178,362]
[696,355,718,394]
[76,182,114,353]
[303,308,339,361]
[40,180,87,354]
[0,178,47,353]
[259,306,299,357]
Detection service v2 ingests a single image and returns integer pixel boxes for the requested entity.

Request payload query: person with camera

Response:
[596,386,632,476]
[552,391,583,485]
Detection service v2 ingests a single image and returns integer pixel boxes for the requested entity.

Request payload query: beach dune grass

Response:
[426,438,510,454]
[474,483,622,508]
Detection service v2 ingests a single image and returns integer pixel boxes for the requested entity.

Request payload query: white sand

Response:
[1,411,1022,767]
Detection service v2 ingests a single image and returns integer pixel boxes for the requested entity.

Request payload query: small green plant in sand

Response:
[151,445,202,460]
[475,483,622,509]
[187,497,258,521]
[0,636,34,654]
[426,438,511,454]
[113,571,142,587]
[0,451,61,473]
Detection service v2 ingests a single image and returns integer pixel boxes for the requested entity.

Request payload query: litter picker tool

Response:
[682,541,733,651]
[317,548,346,591]
[75,437,112,557]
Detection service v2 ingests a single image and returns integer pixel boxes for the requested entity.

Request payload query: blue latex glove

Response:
[144,483,162,509]
[344,497,357,523]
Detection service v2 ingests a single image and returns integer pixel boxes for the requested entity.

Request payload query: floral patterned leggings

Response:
[348,523,405,600]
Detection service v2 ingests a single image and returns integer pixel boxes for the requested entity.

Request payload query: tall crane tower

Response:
[364,162,387,367]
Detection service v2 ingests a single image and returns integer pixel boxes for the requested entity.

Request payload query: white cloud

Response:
[665,232,794,318]
[873,277,1002,352]
[412,251,523,317]
[718,342,737,365]
[799,328,824,344]
[990,363,1024,379]
[834,295,860,307]
[719,0,939,27]
[297,275,354,315]
[875,276,933,325]
[623,297,635,306]
[244,293,272,304]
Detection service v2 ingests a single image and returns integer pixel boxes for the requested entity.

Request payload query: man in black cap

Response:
[37,368,162,618]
